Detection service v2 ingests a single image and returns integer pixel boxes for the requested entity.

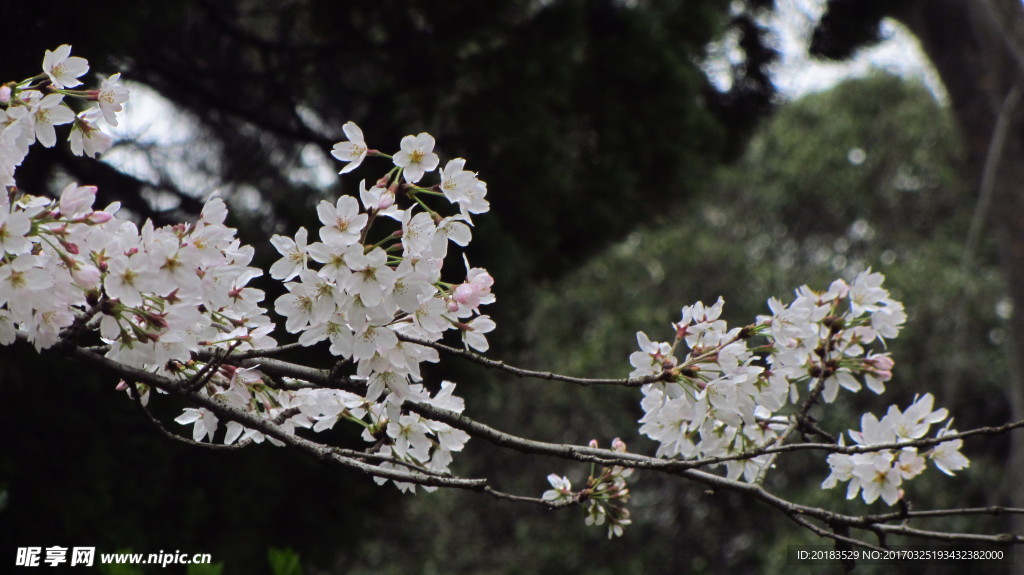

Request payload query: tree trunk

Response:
[893,0,1024,552]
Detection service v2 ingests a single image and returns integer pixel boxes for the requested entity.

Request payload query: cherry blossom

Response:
[0,205,33,255]
[542,474,574,503]
[68,111,113,158]
[393,132,439,183]
[42,44,89,89]
[460,315,495,352]
[30,93,76,148]
[95,73,130,126]
[930,423,970,475]
[269,227,309,280]
[331,121,369,174]
[317,196,367,246]
[174,408,220,442]
[629,331,675,378]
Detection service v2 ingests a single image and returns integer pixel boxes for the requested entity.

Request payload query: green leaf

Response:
[268,547,302,575]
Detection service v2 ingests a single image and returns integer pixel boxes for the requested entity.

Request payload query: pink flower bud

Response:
[588,439,599,449]
[59,183,97,217]
[73,264,102,289]
[115,380,129,391]
[469,269,494,291]
[866,354,895,381]
[87,211,113,224]
[868,354,895,372]
[0,85,10,104]
[377,190,396,210]
[453,283,480,308]
[446,298,460,313]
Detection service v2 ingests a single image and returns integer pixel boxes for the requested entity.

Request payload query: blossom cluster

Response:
[2,47,487,491]
[265,119,497,486]
[629,271,968,503]
[822,393,969,505]
[2,45,127,186]
[543,438,634,538]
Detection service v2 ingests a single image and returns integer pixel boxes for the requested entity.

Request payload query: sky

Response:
[702,0,941,102]
[770,0,943,101]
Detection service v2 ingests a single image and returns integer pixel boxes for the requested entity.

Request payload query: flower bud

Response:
[867,354,895,372]
[59,183,97,217]
[453,283,480,307]
[673,322,689,340]
[87,210,113,224]
[73,264,102,289]
[143,311,168,330]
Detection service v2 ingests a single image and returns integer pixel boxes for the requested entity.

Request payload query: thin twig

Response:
[788,513,888,553]
[404,400,1024,547]
[63,344,486,489]
[186,341,240,393]
[863,506,1024,523]
[127,380,251,451]
[56,304,104,351]
[482,487,568,507]
[397,334,669,387]
[229,342,307,359]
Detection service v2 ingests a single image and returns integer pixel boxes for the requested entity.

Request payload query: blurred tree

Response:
[2,0,778,283]
[333,73,1006,574]
[808,0,1024,552]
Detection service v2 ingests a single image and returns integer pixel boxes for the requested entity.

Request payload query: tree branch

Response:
[397,334,670,387]
[32,334,1024,551]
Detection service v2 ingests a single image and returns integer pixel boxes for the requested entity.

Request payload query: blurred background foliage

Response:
[338,73,1008,575]
[0,1,1015,574]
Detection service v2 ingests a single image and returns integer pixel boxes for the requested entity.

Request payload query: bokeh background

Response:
[3,1,1024,573]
